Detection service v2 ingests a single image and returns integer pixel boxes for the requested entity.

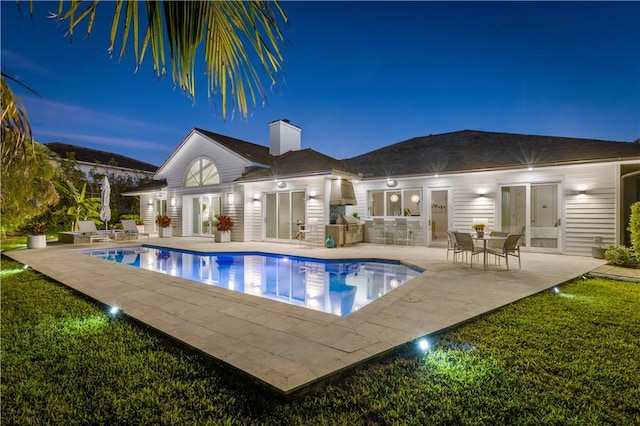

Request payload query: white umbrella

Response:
[99,177,111,230]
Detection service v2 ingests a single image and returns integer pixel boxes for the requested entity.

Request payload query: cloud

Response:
[1,49,51,76]
[22,95,175,134]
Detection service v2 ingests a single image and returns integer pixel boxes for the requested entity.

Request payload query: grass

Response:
[2,255,639,425]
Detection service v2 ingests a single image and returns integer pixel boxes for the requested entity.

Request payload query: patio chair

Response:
[117,219,150,242]
[369,218,391,244]
[77,220,110,245]
[452,232,483,267]
[487,230,508,250]
[298,218,321,247]
[487,234,522,270]
[446,230,458,260]
[393,218,412,245]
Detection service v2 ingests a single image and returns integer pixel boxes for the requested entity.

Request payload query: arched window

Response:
[185,158,220,187]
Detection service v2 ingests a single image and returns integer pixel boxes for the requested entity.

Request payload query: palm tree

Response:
[1,73,35,167]
[55,181,103,232]
[1,0,288,234]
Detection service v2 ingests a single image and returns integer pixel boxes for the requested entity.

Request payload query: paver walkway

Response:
[6,238,607,395]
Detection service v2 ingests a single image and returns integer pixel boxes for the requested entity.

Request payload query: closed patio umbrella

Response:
[99,176,111,230]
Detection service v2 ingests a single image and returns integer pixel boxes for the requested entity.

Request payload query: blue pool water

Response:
[81,246,423,317]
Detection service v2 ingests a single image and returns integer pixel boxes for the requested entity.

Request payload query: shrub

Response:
[155,215,172,227]
[27,222,48,235]
[604,244,633,265]
[629,201,640,261]
[215,215,233,232]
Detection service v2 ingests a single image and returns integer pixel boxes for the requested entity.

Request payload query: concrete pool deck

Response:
[5,238,607,395]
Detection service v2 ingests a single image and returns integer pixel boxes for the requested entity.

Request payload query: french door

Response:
[427,187,452,246]
[499,182,562,252]
[265,191,306,241]
[191,195,221,237]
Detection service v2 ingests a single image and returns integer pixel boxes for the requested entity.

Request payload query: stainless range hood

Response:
[329,179,357,205]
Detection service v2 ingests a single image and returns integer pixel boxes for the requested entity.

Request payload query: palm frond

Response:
[1,74,34,166]
[54,0,288,119]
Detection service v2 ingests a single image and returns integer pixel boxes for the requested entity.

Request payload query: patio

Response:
[5,238,606,396]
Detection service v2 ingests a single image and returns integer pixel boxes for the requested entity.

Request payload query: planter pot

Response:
[215,231,231,243]
[592,247,606,259]
[137,225,145,234]
[27,235,47,249]
[160,227,172,238]
[476,231,484,238]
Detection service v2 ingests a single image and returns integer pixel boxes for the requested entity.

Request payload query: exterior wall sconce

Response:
[170,197,176,207]
[276,181,286,189]
[155,191,165,200]
[386,179,397,187]
[147,198,153,205]
[252,196,261,202]
[226,193,236,205]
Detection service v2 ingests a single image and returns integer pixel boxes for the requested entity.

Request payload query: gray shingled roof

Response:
[235,148,359,182]
[346,130,640,179]
[194,128,275,166]
[46,142,158,172]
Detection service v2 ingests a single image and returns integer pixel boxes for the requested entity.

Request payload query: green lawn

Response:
[2,256,639,425]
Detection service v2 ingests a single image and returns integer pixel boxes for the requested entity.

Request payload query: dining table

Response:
[473,234,508,269]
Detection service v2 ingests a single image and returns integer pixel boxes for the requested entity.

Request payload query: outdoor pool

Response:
[81,246,423,317]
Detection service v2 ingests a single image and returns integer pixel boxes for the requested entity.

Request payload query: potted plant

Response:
[155,214,172,238]
[135,219,145,234]
[215,214,233,243]
[472,223,485,238]
[27,222,48,249]
[592,236,606,259]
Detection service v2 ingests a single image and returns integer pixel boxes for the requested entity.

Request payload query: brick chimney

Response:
[269,119,301,156]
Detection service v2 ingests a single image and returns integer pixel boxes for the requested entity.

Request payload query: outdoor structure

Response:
[126,119,639,256]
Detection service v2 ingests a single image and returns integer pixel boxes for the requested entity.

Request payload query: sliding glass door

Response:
[499,182,562,252]
[265,191,306,241]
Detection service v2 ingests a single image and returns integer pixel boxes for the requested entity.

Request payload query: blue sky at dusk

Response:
[2,1,639,167]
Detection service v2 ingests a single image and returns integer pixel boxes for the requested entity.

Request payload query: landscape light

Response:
[23,264,30,270]
[553,287,560,294]
[109,306,122,316]
[417,338,430,352]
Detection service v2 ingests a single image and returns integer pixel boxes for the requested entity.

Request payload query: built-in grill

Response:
[325,214,363,247]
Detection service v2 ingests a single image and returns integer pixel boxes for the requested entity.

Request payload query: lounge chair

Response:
[77,220,110,245]
[116,220,150,242]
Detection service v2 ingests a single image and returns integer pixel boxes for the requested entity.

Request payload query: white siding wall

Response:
[351,162,622,256]
[155,132,253,238]
[564,163,618,256]
[243,177,327,241]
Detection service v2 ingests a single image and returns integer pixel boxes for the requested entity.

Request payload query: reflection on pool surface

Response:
[81,246,423,317]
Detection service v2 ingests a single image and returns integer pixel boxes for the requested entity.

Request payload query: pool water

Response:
[81,246,423,317]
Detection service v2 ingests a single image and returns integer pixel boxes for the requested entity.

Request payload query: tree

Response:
[1,1,288,234]
[0,142,60,235]
[55,180,102,232]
